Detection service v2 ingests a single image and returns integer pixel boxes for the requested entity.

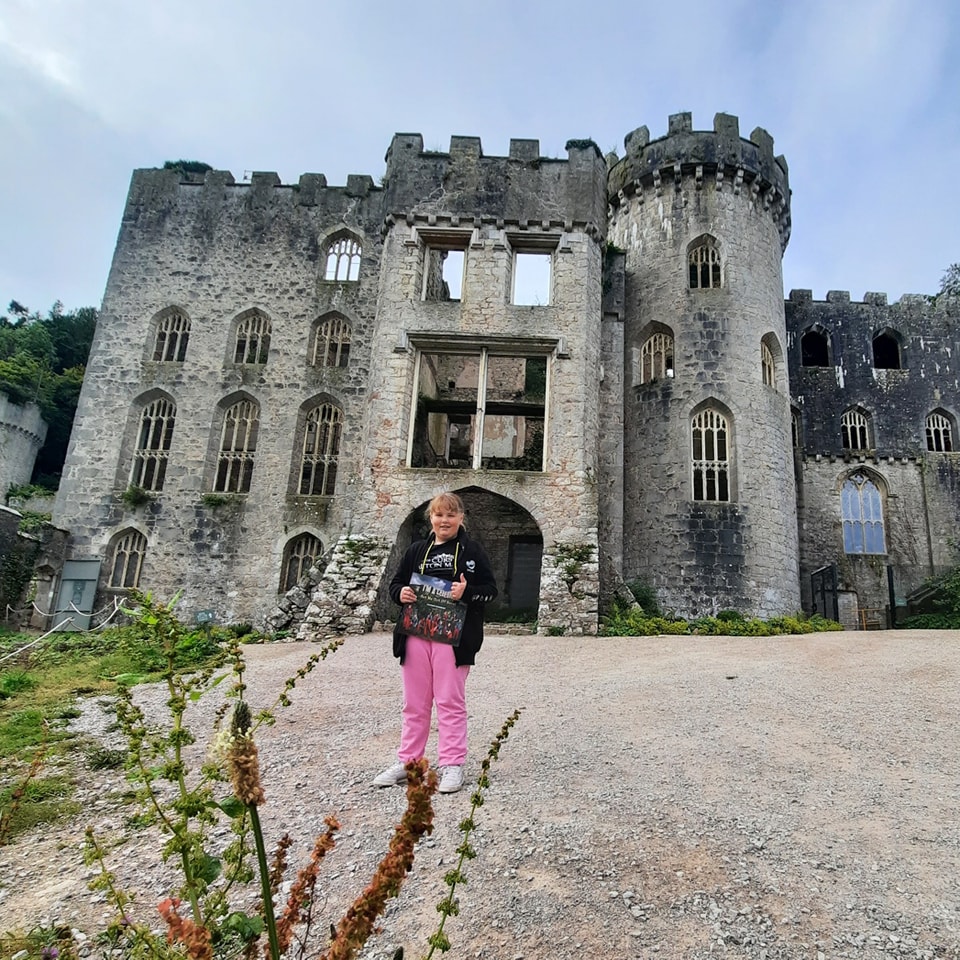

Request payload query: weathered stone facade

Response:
[0,392,47,495]
[50,113,959,633]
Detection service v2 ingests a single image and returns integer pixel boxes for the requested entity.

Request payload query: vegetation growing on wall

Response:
[902,563,960,628]
[0,300,97,489]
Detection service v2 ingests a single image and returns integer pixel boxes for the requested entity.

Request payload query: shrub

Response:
[626,578,661,616]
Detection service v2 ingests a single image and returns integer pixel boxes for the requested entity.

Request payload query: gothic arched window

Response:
[299,402,343,495]
[109,529,147,588]
[926,411,954,452]
[152,310,190,362]
[841,408,871,451]
[640,332,674,383]
[215,399,260,493]
[234,311,271,365]
[841,473,886,554]
[131,397,176,491]
[801,328,831,367]
[311,315,351,367]
[280,532,324,593]
[691,407,730,502]
[324,235,362,282]
[688,238,721,289]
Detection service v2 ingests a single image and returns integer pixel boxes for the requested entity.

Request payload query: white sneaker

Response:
[373,761,408,787]
[438,765,464,794]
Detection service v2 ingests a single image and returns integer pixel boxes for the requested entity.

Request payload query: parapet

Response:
[382,132,608,232]
[608,112,791,249]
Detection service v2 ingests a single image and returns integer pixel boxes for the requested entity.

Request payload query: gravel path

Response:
[2,629,959,959]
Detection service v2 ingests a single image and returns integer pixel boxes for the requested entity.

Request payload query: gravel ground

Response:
[2,628,959,959]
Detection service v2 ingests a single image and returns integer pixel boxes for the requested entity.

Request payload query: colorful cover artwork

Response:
[399,572,467,645]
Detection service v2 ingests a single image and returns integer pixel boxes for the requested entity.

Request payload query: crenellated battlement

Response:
[607,112,791,250]
[788,289,939,307]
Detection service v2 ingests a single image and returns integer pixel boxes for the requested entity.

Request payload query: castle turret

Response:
[607,112,799,616]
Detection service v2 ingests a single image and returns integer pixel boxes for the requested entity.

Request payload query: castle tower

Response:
[606,113,800,617]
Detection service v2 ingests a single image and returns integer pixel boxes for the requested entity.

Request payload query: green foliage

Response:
[546,625,566,636]
[0,300,97,486]
[120,484,152,509]
[553,542,594,584]
[937,262,960,300]
[16,511,51,533]
[201,493,234,508]
[600,606,843,637]
[901,563,960,628]
[163,159,213,175]
[626,578,661,616]
[5,483,55,503]
[0,669,37,699]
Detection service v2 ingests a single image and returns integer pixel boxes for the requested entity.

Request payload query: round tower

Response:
[607,112,800,618]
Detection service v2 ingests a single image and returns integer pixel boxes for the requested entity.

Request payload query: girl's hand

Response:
[450,573,467,601]
[399,586,417,603]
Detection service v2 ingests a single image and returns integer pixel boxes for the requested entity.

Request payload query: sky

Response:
[1,0,958,315]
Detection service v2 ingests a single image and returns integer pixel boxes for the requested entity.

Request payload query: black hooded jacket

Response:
[389,527,498,666]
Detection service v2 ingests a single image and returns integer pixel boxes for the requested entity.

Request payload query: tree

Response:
[938,263,960,299]
[0,301,97,489]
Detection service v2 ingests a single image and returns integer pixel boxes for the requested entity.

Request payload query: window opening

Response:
[411,349,546,471]
[131,398,176,491]
[761,341,775,386]
[926,411,954,452]
[324,236,361,282]
[153,312,190,362]
[234,312,271,364]
[792,411,802,449]
[299,402,342,495]
[640,333,674,383]
[801,329,830,367]
[215,399,259,493]
[872,332,901,370]
[841,473,886,554]
[312,315,351,367]
[688,240,721,289]
[110,529,147,588]
[841,408,870,451]
[280,532,323,593]
[423,247,465,301]
[512,252,552,305]
[692,408,730,501]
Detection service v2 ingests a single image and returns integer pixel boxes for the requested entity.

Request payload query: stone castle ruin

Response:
[48,112,960,634]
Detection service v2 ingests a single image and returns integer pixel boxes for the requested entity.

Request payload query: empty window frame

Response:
[841,472,886,554]
[688,238,721,289]
[152,311,190,362]
[691,407,730,502]
[761,341,776,386]
[841,408,870,451]
[926,411,954,452]
[872,329,902,370]
[130,397,176,491]
[410,348,547,471]
[324,235,362,282]
[299,402,343,495]
[109,529,147,588]
[420,231,470,301]
[311,315,351,367]
[801,327,831,367]
[214,399,260,493]
[280,532,323,593]
[234,311,271,364]
[640,332,674,383]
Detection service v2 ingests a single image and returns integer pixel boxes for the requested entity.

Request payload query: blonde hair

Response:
[425,491,466,526]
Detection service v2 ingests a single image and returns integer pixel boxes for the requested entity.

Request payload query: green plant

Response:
[626,578,661,616]
[553,542,594,585]
[0,668,37,699]
[546,625,566,636]
[5,483,56,503]
[201,493,234,508]
[120,484,152,508]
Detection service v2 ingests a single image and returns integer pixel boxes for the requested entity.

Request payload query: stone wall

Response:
[0,392,47,496]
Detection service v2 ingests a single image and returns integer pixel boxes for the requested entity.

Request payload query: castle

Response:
[48,112,960,635]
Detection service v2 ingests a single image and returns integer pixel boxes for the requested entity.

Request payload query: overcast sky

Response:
[1,0,958,315]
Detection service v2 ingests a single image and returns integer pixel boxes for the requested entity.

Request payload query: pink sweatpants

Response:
[398,635,470,766]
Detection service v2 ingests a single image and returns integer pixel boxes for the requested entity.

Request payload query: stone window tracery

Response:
[926,410,954,452]
[691,407,730,502]
[410,346,548,471]
[131,397,176,491]
[324,236,362,282]
[214,399,260,493]
[311,315,351,367]
[280,532,323,593]
[299,402,342,495]
[841,408,871,451]
[109,529,147,588]
[761,341,775,386]
[234,311,271,365]
[841,472,886,554]
[640,333,674,383]
[688,238,722,289]
[152,311,190,362]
